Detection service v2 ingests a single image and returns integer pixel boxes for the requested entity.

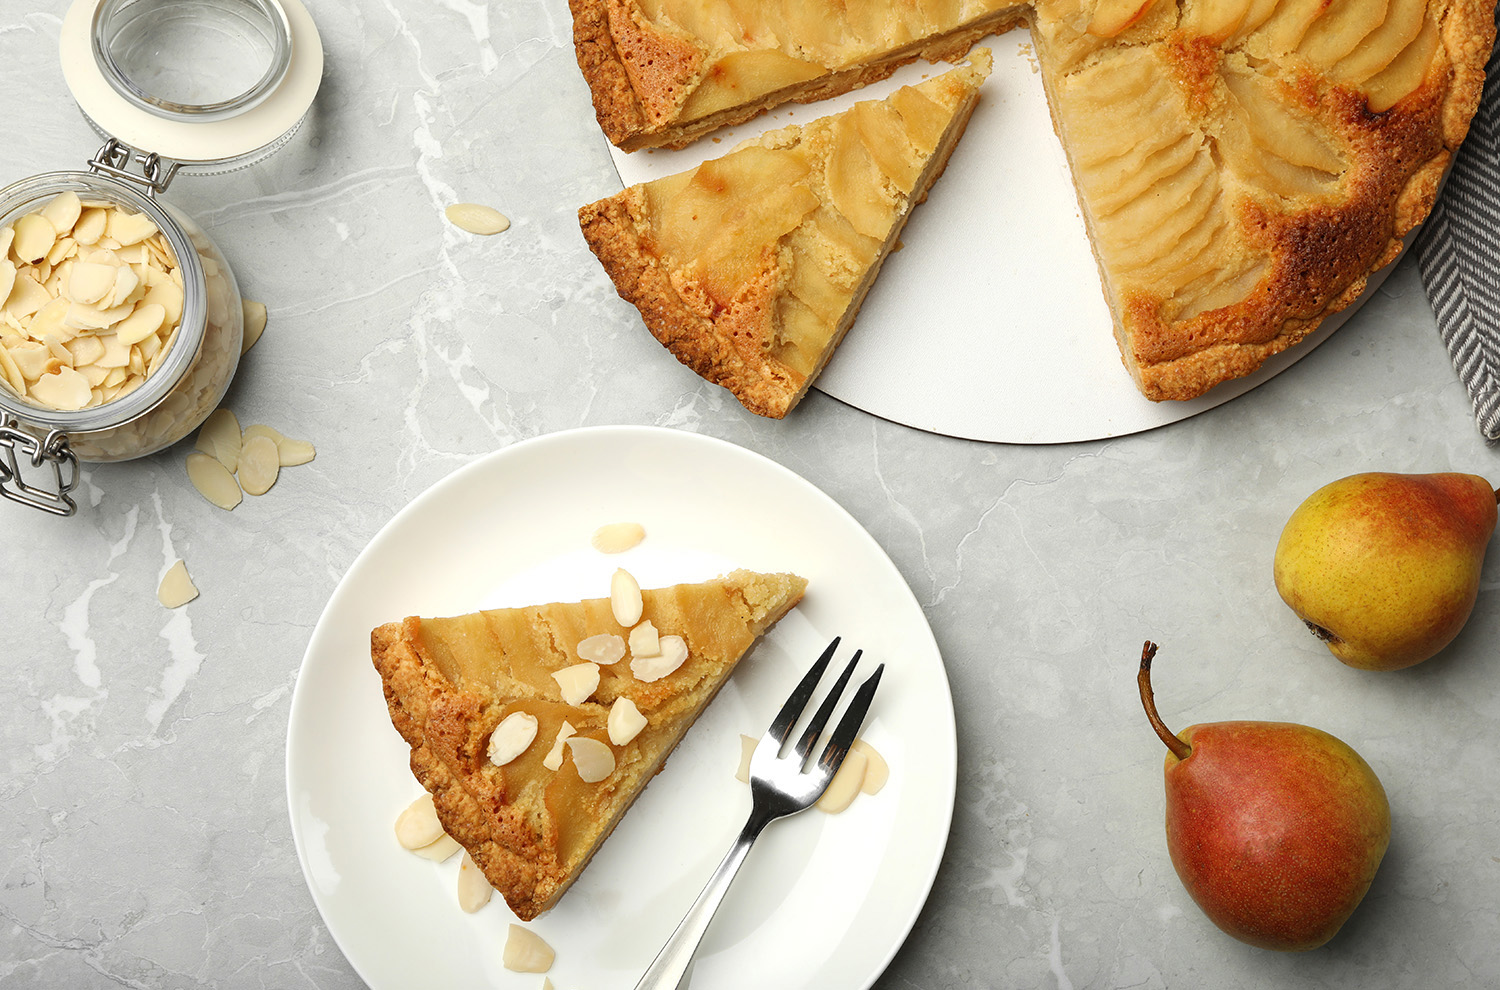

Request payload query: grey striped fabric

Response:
[1416,27,1500,441]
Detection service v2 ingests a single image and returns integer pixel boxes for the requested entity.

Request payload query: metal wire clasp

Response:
[0,416,81,517]
[88,138,180,196]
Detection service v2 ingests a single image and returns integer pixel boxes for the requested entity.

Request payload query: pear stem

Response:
[1138,641,1192,762]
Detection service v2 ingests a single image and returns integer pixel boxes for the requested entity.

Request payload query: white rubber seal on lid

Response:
[58,0,322,166]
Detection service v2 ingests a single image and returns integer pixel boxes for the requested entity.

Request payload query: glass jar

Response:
[0,0,320,516]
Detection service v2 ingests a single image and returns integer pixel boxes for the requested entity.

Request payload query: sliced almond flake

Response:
[97,333,131,369]
[5,276,51,319]
[566,737,616,783]
[29,367,91,410]
[41,333,72,365]
[156,559,199,608]
[630,634,688,683]
[115,302,165,346]
[0,225,14,257]
[106,211,157,246]
[410,833,461,862]
[71,208,107,245]
[241,299,266,354]
[590,521,645,553]
[6,341,52,381]
[487,711,539,766]
[237,435,280,496]
[195,407,242,471]
[610,567,643,626]
[541,721,576,772]
[734,733,757,784]
[0,344,25,393]
[29,298,71,340]
[186,451,242,510]
[394,794,445,850]
[0,260,16,305]
[814,748,869,814]
[628,619,660,658]
[80,362,110,387]
[502,925,554,973]
[852,739,890,795]
[552,662,600,706]
[457,851,493,913]
[40,191,82,235]
[241,423,315,466]
[108,265,140,308]
[11,214,55,264]
[607,696,647,746]
[45,236,75,267]
[576,632,625,665]
[64,298,134,331]
[444,202,510,235]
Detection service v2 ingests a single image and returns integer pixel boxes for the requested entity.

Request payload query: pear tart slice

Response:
[371,569,807,921]
[579,54,991,418]
[570,0,1024,150]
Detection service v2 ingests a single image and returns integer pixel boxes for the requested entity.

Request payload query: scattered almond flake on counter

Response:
[576,632,625,665]
[815,747,869,814]
[610,567,643,626]
[630,634,687,682]
[410,833,462,862]
[540,980,554,990]
[553,662,601,706]
[502,924,554,974]
[186,451,242,510]
[444,202,510,236]
[394,794,446,850]
[240,300,267,354]
[242,423,316,466]
[566,737,616,783]
[852,739,889,795]
[156,559,199,609]
[590,521,644,553]
[607,696,647,746]
[628,619,659,658]
[195,408,242,471]
[457,850,494,913]
[541,721,576,771]
[489,711,540,766]
[237,434,280,496]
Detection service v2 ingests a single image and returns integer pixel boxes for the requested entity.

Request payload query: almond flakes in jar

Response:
[0,172,242,471]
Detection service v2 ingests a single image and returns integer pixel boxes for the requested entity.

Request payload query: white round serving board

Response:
[608,37,1388,443]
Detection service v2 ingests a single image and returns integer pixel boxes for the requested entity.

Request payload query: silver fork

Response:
[633,637,884,990]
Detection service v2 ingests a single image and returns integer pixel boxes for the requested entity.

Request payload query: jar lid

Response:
[58,0,323,170]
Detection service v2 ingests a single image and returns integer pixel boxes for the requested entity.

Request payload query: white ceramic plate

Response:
[609,38,1385,443]
[286,425,955,990]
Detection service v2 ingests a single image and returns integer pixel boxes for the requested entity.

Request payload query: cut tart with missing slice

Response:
[578,54,991,419]
[370,568,807,921]
[572,0,1496,404]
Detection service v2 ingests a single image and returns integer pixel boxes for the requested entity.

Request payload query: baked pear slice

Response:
[579,52,992,419]
[371,568,807,921]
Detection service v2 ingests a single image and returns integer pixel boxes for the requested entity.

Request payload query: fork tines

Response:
[768,636,884,774]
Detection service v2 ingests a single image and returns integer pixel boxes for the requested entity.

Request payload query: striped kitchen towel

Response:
[1416,25,1500,442]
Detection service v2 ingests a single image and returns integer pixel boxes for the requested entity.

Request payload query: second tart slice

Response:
[371,568,807,921]
[579,52,992,419]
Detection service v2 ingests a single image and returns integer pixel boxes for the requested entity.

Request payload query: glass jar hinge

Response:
[88,138,180,196]
[1,416,81,516]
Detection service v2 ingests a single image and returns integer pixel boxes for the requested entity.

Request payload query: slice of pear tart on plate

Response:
[370,568,807,921]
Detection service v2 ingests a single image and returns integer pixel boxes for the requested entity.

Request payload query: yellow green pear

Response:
[1273,472,1498,670]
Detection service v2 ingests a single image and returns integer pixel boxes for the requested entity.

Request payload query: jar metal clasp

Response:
[0,417,82,517]
[88,138,180,196]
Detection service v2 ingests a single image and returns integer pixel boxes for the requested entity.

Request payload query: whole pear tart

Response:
[571,0,1495,404]
[370,569,807,921]
[579,55,992,418]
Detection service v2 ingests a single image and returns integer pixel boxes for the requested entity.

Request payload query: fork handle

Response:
[633,808,774,990]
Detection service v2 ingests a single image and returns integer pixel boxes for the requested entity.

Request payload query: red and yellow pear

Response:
[1138,642,1390,951]
[1273,472,1498,670]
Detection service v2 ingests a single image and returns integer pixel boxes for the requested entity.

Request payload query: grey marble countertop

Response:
[4,2,1498,988]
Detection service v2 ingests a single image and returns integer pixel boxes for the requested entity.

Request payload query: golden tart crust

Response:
[371,569,807,921]
[571,0,1496,405]
[579,56,991,418]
